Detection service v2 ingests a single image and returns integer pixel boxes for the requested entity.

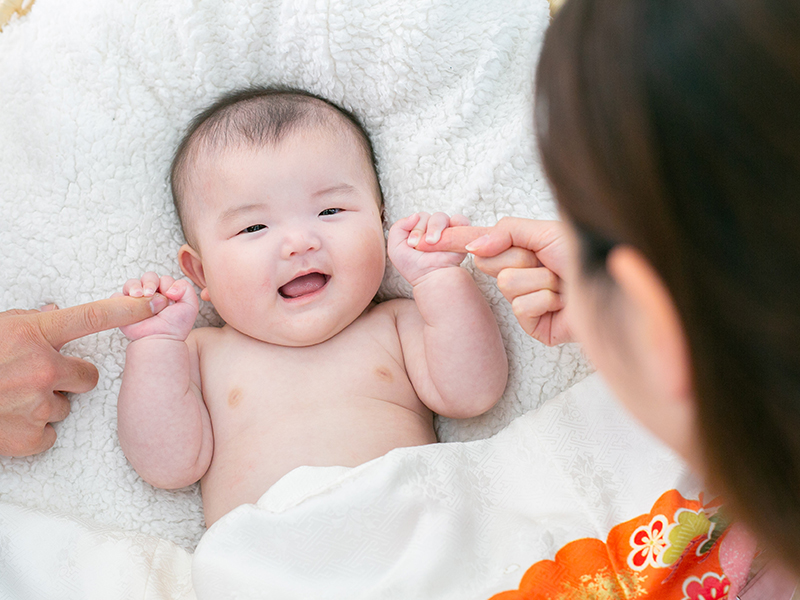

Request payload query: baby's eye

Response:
[239,224,267,234]
[319,208,343,216]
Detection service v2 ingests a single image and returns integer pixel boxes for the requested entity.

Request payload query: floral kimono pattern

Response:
[490,490,756,600]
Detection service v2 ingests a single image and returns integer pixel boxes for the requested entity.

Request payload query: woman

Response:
[469,0,800,576]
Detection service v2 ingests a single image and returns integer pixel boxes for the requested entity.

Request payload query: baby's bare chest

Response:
[196,317,424,435]
[192,311,438,525]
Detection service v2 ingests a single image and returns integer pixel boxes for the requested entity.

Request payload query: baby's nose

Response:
[280,228,321,259]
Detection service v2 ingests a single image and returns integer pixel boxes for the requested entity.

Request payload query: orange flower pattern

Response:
[490,490,751,600]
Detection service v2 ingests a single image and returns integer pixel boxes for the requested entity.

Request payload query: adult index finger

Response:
[36,295,168,349]
[465,218,564,258]
[414,226,492,253]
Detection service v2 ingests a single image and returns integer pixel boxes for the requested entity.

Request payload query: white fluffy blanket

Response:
[0,0,687,595]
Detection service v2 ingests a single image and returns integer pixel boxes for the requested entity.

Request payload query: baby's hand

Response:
[387,212,471,286]
[115,272,198,342]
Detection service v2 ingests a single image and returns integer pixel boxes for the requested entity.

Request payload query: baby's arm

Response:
[116,273,213,489]
[388,213,508,418]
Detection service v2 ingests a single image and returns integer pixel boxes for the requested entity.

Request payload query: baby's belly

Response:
[200,400,436,526]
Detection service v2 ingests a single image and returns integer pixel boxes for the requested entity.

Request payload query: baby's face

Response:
[181,126,386,346]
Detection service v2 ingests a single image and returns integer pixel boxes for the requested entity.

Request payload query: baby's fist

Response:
[117,272,198,341]
[388,213,470,286]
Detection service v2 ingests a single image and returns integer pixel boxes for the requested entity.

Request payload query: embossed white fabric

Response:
[0,376,690,599]
[192,374,694,599]
[0,502,194,599]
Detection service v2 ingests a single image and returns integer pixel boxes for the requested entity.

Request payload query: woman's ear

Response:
[606,246,693,405]
[178,244,212,302]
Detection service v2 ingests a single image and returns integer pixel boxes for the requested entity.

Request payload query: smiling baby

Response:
[116,87,508,526]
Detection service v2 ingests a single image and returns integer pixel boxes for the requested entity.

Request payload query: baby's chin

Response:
[227,315,358,348]
[252,329,342,348]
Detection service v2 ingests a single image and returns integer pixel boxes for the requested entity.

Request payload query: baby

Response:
[116,87,508,526]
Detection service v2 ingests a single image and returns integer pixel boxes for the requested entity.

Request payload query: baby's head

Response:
[170,87,386,346]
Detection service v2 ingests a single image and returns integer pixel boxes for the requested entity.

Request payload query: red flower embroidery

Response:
[681,572,731,600]
[628,515,672,570]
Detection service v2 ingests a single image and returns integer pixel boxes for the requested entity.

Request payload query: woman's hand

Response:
[0,295,167,456]
[467,217,574,346]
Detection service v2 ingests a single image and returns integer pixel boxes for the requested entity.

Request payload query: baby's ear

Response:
[178,244,210,301]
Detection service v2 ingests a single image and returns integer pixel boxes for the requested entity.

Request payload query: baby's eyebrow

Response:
[218,203,266,223]
[217,185,354,222]
[313,183,355,197]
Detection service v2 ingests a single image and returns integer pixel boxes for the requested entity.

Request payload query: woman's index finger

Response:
[467,218,564,258]
[414,226,492,253]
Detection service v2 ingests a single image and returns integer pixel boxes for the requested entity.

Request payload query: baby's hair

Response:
[170,86,383,246]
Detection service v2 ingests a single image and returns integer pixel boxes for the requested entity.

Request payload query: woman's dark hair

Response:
[536,0,800,569]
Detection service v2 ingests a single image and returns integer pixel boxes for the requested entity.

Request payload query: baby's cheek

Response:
[361,232,387,278]
[209,268,273,320]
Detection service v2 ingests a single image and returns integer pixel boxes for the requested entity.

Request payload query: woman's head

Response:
[536,0,800,568]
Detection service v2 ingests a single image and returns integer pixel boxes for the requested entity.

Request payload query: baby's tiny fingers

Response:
[159,275,177,294]
[168,280,199,310]
[497,267,560,303]
[407,212,430,247]
[449,214,470,228]
[394,213,421,232]
[424,212,451,244]
[123,278,145,297]
[141,272,161,297]
[163,278,187,298]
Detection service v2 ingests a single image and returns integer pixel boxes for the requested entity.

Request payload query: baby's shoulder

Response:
[357,298,422,347]
[186,324,231,351]
[187,324,221,340]
[366,297,418,321]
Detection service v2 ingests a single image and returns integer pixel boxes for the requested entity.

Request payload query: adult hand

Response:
[467,217,573,346]
[0,295,168,457]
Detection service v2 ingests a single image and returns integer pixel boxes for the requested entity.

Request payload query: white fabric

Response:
[194,374,693,599]
[0,375,692,599]
[0,502,194,600]
[257,465,354,513]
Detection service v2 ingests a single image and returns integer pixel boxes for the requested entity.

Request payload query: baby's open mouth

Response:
[278,272,330,299]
